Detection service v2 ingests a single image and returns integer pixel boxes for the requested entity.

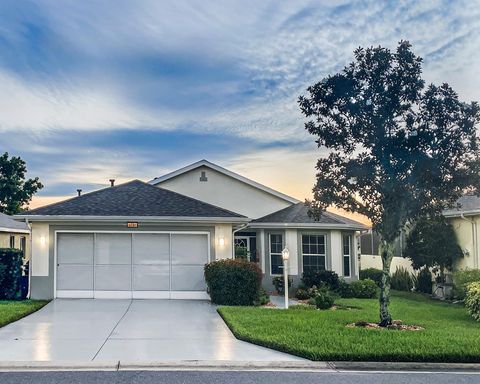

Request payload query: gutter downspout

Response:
[232,224,249,259]
[460,214,478,269]
[25,218,32,299]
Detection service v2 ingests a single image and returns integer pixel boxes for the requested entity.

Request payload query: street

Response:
[0,370,479,384]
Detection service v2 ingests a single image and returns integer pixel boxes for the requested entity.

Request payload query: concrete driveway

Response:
[0,299,302,362]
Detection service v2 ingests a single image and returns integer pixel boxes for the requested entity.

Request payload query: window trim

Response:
[343,234,352,277]
[301,233,327,273]
[269,233,284,276]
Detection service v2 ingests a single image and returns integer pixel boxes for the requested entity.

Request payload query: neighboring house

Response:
[0,212,29,256]
[17,160,367,300]
[444,194,480,270]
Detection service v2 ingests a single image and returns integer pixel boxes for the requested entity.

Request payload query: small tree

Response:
[404,216,463,277]
[299,41,480,326]
[0,152,43,214]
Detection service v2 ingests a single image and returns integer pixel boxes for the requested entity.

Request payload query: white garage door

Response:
[56,232,209,299]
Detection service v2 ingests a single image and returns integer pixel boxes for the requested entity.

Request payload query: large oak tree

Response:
[299,41,480,326]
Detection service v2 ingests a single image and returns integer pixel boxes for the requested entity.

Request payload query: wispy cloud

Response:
[0,0,478,204]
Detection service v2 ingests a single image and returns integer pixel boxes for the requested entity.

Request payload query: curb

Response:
[0,360,479,372]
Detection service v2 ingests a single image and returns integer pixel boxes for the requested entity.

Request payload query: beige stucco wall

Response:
[360,254,415,274]
[449,215,480,270]
[0,232,30,260]
[155,166,293,219]
[214,223,234,260]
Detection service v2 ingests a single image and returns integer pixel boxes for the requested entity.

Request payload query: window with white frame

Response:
[343,235,351,277]
[269,234,283,275]
[302,235,326,273]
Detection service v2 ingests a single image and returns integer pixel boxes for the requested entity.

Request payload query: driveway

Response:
[0,299,303,361]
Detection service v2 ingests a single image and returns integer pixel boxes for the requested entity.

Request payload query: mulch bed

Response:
[346,320,424,331]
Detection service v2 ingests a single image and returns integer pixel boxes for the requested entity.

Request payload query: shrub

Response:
[349,279,377,299]
[272,276,294,295]
[204,259,262,305]
[295,288,311,300]
[359,268,383,287]
[415,268,433,294]
[465,282,480,321]
[302,270,339,290]
[0,248,24,300]
[314,289,335,309]
[253,287,270,306]
[390,267,414,291]
[453,269,480,300]
[337,279,354,298]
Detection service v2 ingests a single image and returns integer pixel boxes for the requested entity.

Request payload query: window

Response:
[9,235,15,249]
[302,235,326,273]
[269,234,283,275]
[343,235,351,277]
[20,236,26,252]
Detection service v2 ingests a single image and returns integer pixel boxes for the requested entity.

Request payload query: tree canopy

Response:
[0,152,43,215]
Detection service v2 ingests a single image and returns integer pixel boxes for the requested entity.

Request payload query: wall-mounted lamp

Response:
[40,236,46,247]
[218,237,225,247]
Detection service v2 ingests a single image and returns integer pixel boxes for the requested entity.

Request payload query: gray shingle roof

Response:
[444,194,480,216]
[252,203,367,228]
[0,212,29,232]
[24,180,246,218]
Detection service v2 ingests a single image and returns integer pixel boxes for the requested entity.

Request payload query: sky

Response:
[0,0,479,213]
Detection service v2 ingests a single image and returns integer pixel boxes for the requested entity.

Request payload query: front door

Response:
[234,236,250,260]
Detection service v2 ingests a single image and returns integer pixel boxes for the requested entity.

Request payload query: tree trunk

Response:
[379,240,395,327]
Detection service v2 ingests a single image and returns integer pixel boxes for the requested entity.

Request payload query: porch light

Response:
[218,237,225,247]
[282,247,290,310]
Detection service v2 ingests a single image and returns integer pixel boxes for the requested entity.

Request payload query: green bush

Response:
[349,278,377,299]
[204,259,262,305]
[0,248,24,300]
[295,288,311,300]
[415,268,433,294]
[453,269,480,300]
[253,287,270,306]
[314,289,335,309]
[272,275,294,295]
[337,279,354,298]
[465,282,480,321]
[390,267,414,291]
[302,270,339,290]
[359,268,383,287]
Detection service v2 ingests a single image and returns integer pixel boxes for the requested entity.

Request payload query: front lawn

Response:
[218,291,480,362]
[0,300,49,328]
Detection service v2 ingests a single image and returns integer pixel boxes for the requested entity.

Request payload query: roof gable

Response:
[22,180,246,219]
[149,160,300,204]
[0,212,29,233]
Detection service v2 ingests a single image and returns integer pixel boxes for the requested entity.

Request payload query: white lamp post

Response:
[282,247,290,309]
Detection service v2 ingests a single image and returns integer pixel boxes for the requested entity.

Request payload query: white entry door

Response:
[56,232,209,299]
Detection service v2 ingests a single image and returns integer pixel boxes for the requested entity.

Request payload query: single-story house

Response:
[444,194,480,270]
[17,160,367,300]
[0,212,29,255]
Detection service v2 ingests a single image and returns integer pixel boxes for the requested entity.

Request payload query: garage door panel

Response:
[171,266,205,291]
[95,265,131,291]
[132,233,169,265]
[133,265,169,291]
[95,234,131,264]
[57,234,94,264]
[57,265,93,290]
[171,234,208,265]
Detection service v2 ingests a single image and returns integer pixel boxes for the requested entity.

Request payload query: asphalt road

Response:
[0,370,479,384]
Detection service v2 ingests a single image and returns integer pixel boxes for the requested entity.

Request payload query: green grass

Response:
[218,291,480,362]
[0,300,49,328]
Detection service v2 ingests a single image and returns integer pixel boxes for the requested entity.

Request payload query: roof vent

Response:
[77,189,82,197]
[109,179,115,187]
[199,171,208,182]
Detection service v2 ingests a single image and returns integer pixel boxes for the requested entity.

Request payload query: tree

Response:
[404,216,463,276]
[0,152,43,215]
[298,41,480,326]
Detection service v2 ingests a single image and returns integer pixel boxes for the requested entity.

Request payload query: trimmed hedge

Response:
[359,268,383,287]
[349,278,377,299]
[453,269,480,300]
[302,270,340,290]
[0,248,24,300]
[465,282,480,321]
[204,259,262,305]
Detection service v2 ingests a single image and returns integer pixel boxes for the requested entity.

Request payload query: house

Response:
[0,212,29,255]
[17,160,367,300]
[444,194,480,270]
